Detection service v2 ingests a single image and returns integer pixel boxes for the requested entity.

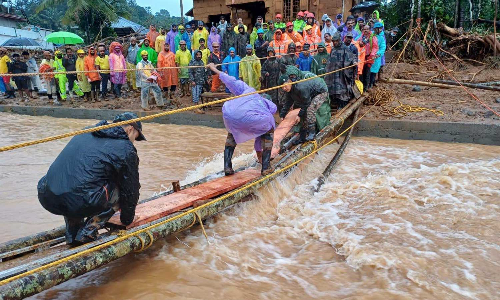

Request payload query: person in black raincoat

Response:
[261,47,282,108]
[235,24,250,58]
[222,23,237,57]
[37,112,144,245]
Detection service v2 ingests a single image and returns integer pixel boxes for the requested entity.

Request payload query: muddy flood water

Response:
[0,112,499,300]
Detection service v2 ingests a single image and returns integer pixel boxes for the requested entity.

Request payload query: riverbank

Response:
[0,61,498,144]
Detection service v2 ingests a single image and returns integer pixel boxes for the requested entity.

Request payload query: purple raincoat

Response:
[166,26,178,53]
[220,72,277,151]
[208,27,221,52]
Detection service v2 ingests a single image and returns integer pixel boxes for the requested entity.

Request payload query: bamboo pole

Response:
[386,78,500,91]
[431,79,500,91]
[0,96,367,300]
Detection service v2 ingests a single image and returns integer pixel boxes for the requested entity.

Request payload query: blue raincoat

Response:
[370,30,386,73]
[221,47,241,79]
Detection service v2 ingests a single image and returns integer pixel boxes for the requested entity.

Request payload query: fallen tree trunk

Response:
[385,78,500,91]
[437,22,462,36]
[431,79,500,91]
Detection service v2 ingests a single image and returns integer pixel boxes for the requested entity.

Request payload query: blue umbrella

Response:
[1,37,41,47]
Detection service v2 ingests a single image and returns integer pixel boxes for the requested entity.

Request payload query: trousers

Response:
[141,81,165,108]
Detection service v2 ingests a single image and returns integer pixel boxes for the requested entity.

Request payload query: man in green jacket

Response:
[279,65,330,143]
[136,38,158,66]
[311,43,329,75]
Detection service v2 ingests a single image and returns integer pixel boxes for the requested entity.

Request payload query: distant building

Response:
[0,12,54,50]
[111,17,148,36]
[190,0,355,28]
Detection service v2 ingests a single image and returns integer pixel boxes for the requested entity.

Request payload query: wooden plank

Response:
[272,109,300,158]
[107,169,261,229]
[201,92,231,98]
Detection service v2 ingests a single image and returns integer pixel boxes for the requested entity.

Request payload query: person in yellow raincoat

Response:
[239,44,261,90]
[76,49,91,101]
[175,40,192,97]
[192,21,209,54]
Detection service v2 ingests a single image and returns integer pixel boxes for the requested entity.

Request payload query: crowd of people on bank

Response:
[0,10,393,112]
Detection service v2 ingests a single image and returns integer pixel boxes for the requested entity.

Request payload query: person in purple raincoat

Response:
[207,26,221,52]
[207,63,277,176]
[166,24,178,54]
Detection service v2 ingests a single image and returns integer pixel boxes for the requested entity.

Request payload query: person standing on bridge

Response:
[37,112,145,245]
[207,62,276,176]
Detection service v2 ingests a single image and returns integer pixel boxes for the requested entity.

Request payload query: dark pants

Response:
[64,186,120,244]
[113,83,123,97]
[100,73,110,96]
[90,80,100,92]
[162,86,176,92]
[67,74,77,91]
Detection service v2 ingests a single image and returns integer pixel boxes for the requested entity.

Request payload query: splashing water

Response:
[1,114,498,300]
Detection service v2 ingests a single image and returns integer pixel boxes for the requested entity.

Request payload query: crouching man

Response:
[37,112,144,245]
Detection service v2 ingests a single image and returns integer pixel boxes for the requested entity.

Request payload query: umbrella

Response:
[45,31,84,45]
[350,1,379,12]
[1,37,42,47]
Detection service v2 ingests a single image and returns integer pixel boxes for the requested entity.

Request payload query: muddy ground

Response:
[1,60,499,123]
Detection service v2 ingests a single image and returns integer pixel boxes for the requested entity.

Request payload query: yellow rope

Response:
[0,56,375,153]
[194,212,210,245]
[133,231,154,252]
[0,96,381,287]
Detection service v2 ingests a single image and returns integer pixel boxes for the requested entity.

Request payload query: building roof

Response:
[0,12,27,22]
[185,8,193,17]
[111,17,148,36]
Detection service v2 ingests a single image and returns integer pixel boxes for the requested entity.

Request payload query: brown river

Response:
[0,112,499,300]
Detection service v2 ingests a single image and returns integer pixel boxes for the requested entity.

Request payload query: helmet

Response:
[276,14,282,19]
[307,13,314,18]
[297,11,305,17]
[77,49,85,54]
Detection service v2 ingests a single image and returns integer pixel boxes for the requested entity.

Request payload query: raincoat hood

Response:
[193,50,202,60]
[109,42,123,54]
[285,65,304,79]
[274,30,285,41]
[373,10,380,19]
[91,120,131,141]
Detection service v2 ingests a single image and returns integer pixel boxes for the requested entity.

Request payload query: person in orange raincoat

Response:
[146,24,160,47]
[157,41,178,99]
[303,13,321,39]
[269,29,290,56]
[303,25,321,51]
[285,22,304,44]
[84,46,101,102]
[352,39,366,79]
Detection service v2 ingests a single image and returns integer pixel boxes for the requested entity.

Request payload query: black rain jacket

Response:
[37,121,140,225]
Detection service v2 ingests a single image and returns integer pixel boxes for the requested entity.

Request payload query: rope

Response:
[0,96,382,287]
[0,50,316,77]
[417,27,500,118]
[194,212,210,244]
[0,55,374,153]
[133,231,154,252]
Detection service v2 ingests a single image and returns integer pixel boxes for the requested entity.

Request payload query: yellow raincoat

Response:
[239,54,261,90]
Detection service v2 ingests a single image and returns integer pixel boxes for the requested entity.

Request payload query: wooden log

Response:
[431,79,500,91]
[437,22,462,37]
[272,109,300,158]
[0,96,367,300]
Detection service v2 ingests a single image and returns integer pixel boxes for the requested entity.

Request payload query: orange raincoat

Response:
[84,48,100,82]
[157,47,178,88]
[269,30,290,56]
[352,41,366,76]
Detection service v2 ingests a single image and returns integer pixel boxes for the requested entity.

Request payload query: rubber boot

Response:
[261,149,273,176]
[305,124,316,142]
[293,127,308,145]
[224,146,235,176]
